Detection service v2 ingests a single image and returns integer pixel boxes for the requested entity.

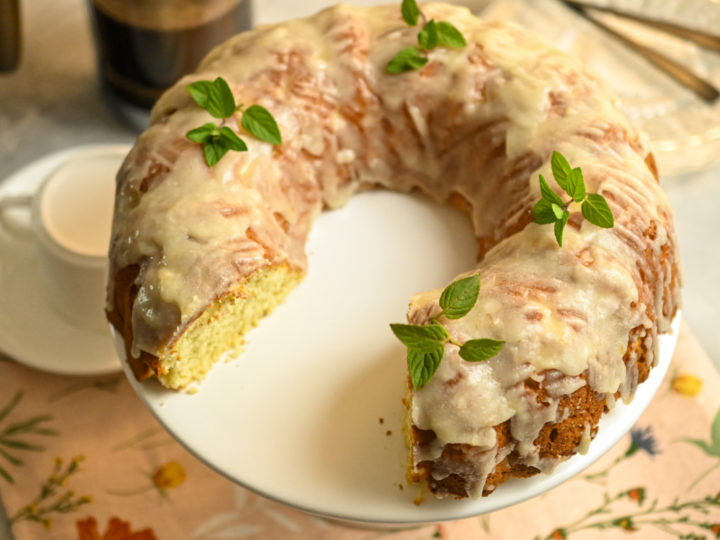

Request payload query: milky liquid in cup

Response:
[90,0,252,108]
[40,157,116,258]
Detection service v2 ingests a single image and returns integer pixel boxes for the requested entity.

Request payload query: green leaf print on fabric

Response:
[683,407,720,490]
[535,489,720,539]
[0,391,58,483]
[10,456,91,528]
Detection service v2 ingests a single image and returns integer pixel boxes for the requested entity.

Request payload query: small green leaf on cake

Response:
[554,209,570,247]
[582,193,614,228]
[539,174,564,207]
[401,0,421,26]
[418,20,439,50]
[387,47,429,73]
[185,77,283,167]
[187,77,236,119]
[459,339,505,362]
[550,150,572,191]
[532,151,615,246]
[186,123,218,144]
[435,21,467,48]
[407,346,444,389]
[439,273,480,320]
[532,198,557,225]
[241,105,283,146]
[390,323,449,351]
[218,126,248,152]
[391,274,503,388]
[566,167,586,202]
[203,139,229,167]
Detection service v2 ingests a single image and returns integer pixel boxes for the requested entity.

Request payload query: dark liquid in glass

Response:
[90,0,252,109]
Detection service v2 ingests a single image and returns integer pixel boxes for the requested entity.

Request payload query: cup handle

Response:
[0,195,33,241]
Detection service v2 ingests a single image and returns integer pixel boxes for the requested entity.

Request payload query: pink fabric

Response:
[1,321,718,539]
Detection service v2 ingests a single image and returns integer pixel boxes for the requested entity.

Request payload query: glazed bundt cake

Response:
[106,2,681,499]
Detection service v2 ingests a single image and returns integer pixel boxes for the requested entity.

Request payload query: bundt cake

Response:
[106,2,681,499]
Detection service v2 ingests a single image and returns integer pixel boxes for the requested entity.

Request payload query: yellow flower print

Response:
[672,373,703,397]
[152,461,186,491]
[107,461,186,499]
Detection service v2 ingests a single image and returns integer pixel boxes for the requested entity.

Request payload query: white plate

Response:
[119,190,680,525]
[0,145,129,376]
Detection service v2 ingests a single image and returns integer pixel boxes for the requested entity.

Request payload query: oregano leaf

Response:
[206,77,237,119]
[554,209,570,247]
[407,346,444,389]
[390,323,448,351]
[439,274,480,319]
[186,81,215,110]
[186,123,217,144]
[202,138,228,167]
[401,0,421,26]
[218,126,248,152]
[533,198,556,225]
[435,21,467,48]
[386,46,428,73]
[566,167,586,202]
[551,150,572,191]
[539,174,564,207]
[459,339,505,362]
[418,19,438,51]
[241,105,282,145]
[581,193,614,228]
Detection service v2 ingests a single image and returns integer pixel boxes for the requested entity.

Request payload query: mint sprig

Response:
[186,77,282,167]
[387,0,467,74]
[532,151,614,246]
[390,274,505,389]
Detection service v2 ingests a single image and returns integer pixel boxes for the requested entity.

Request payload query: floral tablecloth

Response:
[0,321,718,540]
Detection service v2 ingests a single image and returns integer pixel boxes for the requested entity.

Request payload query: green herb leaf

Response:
[554,209,570,247]
[186,122,218,144]
[219,126,248,152]
[386,46,429,73]
[208,77,237,119]
[186,81,215,110]
[401,0,421,26]
[683,438,720,458]
[711,408,720,450]
[566,167,586,202]
[551,202,564,220]
[390,323,449,351]
[532,198,556,225]
[418,19,438,51]
[407,346,444,389]
[459,339,505,362]
[439,274,480,319]
[435,21,467,48]
[241,105,283,145]
[581,193,614,228]
[551,151,572,191]
[202,138,229,167]
[539,174,564,207]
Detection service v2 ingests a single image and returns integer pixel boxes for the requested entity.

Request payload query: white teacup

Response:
[0,146,125,332]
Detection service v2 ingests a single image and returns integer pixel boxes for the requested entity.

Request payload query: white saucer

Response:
[116,190,680,525]
[0,145,131,376]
